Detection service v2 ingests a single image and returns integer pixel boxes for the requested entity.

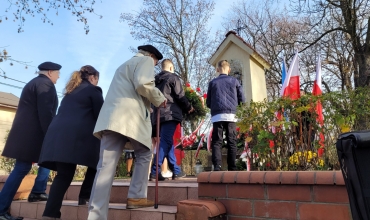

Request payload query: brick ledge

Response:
[197,171,345,185]
[177,199,226,220]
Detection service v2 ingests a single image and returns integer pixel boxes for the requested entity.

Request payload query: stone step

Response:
[10,200,176,220]
[1,177,198,207]
[63,178,198,206]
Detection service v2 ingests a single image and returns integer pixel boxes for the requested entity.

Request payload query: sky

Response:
[0,0,236,99]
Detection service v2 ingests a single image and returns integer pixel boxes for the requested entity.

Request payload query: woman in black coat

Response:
[38,65,104,220]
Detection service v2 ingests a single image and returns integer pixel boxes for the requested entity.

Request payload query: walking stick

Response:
[155,103,165,209]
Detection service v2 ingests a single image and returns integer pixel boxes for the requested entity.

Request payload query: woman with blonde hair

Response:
[38,65,104,220]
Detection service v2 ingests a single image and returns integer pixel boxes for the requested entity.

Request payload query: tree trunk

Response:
[354,49,370,129]
[354,50,370,88]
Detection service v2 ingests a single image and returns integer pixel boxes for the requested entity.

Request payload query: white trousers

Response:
[87,130,152,220]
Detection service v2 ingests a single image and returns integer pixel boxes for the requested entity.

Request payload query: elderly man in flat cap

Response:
[87,45,166,220]
[0,62,61,220]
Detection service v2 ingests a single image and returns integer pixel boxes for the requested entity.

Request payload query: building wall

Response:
[0,106,16,152]
[250,56,268,102]
[0,106,16,174]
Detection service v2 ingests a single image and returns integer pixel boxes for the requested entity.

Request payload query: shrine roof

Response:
[209,30,271,69]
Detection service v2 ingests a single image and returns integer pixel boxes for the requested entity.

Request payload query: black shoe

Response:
[213,165,222,171]
[149,173,168,181]
[27,193,48,202]
[78,198,89,205]
[0,212,23,220]
[172,171,186,180]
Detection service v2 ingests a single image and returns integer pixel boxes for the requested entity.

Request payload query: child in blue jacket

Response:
[206,60,245,171]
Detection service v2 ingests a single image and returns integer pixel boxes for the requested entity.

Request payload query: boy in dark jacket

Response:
[206,60,245,171]
[150,59,194,180]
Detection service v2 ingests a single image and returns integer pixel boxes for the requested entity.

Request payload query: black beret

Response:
[38,61,62,71]
[138,45,163,60]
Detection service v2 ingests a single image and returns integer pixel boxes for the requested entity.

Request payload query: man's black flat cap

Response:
[38,61,62,71]
[138,45,163,60]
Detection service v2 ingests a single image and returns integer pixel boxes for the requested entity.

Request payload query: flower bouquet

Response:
[183,82,207,121]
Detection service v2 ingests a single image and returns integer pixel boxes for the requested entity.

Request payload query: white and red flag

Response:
[276,52,301,122]
[280,51,301,100]
[312,56,325,156]
[195,134,206,158]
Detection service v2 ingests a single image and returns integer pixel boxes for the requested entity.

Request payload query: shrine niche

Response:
[209,31,271,102]
[229,59,243,85]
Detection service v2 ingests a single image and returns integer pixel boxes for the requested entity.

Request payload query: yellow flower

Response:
[319,159,324,166]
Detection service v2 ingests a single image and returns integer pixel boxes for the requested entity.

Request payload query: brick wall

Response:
[197,171,351,220]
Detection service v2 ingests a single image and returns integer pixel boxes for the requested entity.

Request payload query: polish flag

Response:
[195,134,206,158]
[280,51,301,100]
[276,54,300,123]
[312,56,325,156]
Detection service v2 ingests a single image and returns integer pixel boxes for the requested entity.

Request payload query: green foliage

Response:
[181,150,210,175]
[0,153,15,174]
[183,87,207,122]
[74,165,88,181]
[236,87,370,171]
[3,129,9,143]
[115,155,129,178]
[236,157,247,170]
[0,154,56,181]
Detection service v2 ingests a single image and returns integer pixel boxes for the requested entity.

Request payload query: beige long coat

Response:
[93,53,166,149]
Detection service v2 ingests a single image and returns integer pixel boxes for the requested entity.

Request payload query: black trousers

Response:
[42,162,96,218]
[211,121,237,171]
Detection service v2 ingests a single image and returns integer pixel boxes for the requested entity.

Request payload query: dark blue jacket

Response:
[2,74,58,163]
[38,80,104,169]
[206,74,245,116]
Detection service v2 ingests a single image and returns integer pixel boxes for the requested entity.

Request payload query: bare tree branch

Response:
[120,0,217,87]
[0,0,102,34]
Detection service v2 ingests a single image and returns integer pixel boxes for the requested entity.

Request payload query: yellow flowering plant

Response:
[289,150,325,170]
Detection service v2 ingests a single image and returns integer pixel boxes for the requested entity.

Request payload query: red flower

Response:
[186,82,191,87]
[196,87,201,92]
[190,89,194,93]
[236,127,240,132]
[266,162,271,167]
[203,93,207,98]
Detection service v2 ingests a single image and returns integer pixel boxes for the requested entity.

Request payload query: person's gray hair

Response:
[138,49,152,57]
[37,70,59,75]
[37,70,49,75]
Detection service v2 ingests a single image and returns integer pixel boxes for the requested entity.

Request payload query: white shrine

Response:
[209,31,271,102]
